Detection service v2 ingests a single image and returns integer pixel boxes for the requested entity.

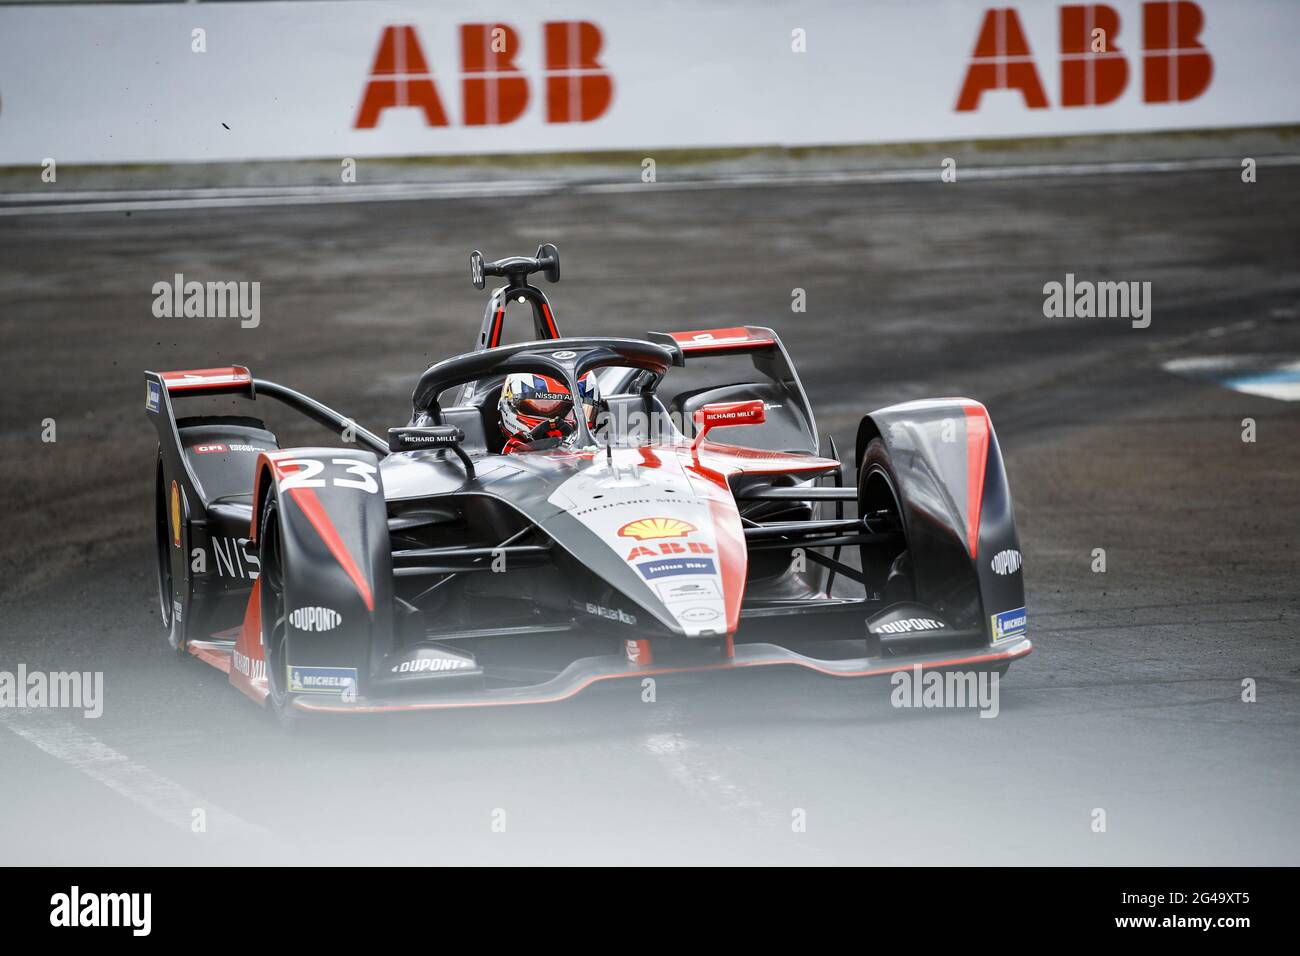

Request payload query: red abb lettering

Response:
[356,21,612,128]
[354,25,450,129]
[461,23,529,126]
[626,542,715,562]
[1060,5,1128,106]
[544,20,613,123]
[955,8,1049,111]
[1142,1,1212,103]
[956,3,1211,112]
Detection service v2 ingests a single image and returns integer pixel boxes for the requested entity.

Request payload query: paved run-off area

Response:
[0,157,1297,864]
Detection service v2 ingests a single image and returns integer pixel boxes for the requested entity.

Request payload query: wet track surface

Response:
[1,164,1298,864]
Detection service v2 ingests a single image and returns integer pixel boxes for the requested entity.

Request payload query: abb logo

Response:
[355,21,613,129]
[626,542,715,562]
[956,2,1212,110]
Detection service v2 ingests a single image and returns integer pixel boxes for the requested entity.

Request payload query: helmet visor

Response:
[517,391,572,419]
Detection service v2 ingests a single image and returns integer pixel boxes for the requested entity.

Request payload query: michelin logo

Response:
[145,381,161,413]
[288,665,357,694]
[991,606,1027,642]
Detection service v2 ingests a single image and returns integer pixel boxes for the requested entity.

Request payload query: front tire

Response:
[858,438,915,605]
[258,496,296,723]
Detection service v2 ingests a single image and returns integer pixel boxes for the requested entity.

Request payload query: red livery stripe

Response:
[285,484,376,613]
[962,403,991,559]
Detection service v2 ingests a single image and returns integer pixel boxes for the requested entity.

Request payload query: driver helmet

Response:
[499,371,600,444]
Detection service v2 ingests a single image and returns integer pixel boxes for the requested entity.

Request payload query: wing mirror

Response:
[692,400,765,450]
[388,425,474,478]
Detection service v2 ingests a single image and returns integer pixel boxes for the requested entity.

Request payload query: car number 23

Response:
[277,457,379,494]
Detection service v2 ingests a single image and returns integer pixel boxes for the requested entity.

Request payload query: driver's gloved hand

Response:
[528,417,573,441]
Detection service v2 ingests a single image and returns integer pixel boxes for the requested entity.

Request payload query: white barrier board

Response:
[0,0,1295,164]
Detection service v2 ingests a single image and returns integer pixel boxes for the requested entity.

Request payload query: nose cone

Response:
[616,516,728,636]
[545,447,742,636]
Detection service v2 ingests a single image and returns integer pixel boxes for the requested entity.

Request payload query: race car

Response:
[145,243,1030,719]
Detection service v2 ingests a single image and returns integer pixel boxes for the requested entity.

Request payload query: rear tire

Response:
[154,455,184,653]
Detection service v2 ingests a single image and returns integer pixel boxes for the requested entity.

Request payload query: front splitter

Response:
[292,637,1033,714]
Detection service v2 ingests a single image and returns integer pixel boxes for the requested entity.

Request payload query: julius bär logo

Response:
[956,2,1213,111]
[355,21,613,129]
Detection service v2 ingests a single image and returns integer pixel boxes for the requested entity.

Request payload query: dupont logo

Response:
[392,657,470,673]
[991,549,1023,575]
[873,617,946,635]
[956,3,1213,111]
[355,21,612,129]
[289,606,342,632]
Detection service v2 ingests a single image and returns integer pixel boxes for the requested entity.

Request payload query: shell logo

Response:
[617,517,696,541]
[170,480,182,547]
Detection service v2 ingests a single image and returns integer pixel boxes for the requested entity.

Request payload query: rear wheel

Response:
[154,455,183,652]
[858,438,915,605]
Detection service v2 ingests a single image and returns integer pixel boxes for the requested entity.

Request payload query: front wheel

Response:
[258,496,296,723]
[857,438,915,605]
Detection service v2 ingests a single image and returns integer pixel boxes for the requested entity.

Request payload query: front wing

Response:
[185,631,1032,714]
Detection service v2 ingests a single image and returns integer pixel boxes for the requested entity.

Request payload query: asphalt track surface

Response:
[1,159,1298,865]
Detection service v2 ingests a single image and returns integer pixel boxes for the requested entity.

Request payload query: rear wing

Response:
[155,366,255,397]
[144,365,387,507]
[144,367,256,510]
[646,326,821,456]
[661,326,777,356]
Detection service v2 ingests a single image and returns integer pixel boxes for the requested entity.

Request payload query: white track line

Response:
[2,154,1296,217]
[1,710,271,843]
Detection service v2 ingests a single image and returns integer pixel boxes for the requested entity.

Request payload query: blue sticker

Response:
[637,557,716,580]
[288,665,358,695]
[991,606,1027,641]
[145,381,161,414]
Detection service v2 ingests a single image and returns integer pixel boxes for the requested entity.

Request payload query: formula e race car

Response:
[144,244,1030,718]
